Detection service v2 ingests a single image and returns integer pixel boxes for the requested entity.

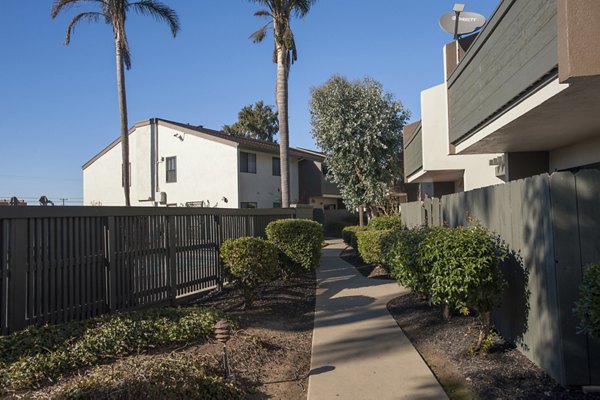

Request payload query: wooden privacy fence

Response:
[400,171,600,386]
[0,207,295,335]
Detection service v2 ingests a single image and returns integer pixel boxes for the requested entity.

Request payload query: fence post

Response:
[106,217,117,313]
[167,216,177,305]
[8,219,27,333]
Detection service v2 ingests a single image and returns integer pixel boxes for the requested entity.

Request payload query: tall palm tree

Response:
[249,0,316,208]
[52,0,180,206]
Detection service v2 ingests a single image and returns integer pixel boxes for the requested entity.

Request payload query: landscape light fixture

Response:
[453,4,465,40]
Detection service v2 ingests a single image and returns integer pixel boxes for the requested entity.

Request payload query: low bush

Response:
[220,236,279,307]
[386,227,432,295]
[266,219,324,274]
[44,353,243,399]
[367,214,403,231]
[0,306,224,393]
[356,229,393,265]
[419,224,508,350]
[342,225,367,249]
[574,263,600,338]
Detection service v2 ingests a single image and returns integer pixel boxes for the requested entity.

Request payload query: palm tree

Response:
[249,0,316,208]
[52,0,180,206]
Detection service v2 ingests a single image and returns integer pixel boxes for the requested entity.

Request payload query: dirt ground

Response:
[21,272,316,400]
[341,246,600,400]
[193,272,316,399]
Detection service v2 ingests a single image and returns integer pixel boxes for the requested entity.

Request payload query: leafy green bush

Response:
[220,236,279,307]
[386,227,432,295]
[44,353,243,399]
[367,214,403,231]
[419,225,508,350]
[342,225,367,249]
[356,229,393,265]
[266,219,324,274]
[574,263,600,338]
[0,307,224,393]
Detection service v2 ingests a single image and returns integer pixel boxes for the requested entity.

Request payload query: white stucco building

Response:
[83,118,325,208]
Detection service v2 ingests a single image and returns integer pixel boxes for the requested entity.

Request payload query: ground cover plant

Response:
[0,306,224,394]
[574,263,600,338]
[220,236,279,307]
[266,219,324,275]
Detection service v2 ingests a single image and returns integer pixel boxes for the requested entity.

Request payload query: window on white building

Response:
[272,157,281,176]
[166,157,177,183]
[240,152,257,173]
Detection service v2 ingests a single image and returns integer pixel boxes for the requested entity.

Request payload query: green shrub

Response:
[367,214,403,231]
[45,353,243,399]
[0,306,224,393]
[266,219,324,274]
[574,263,600,338]
[419,224,508,350]
[220,236,279,307]
[356,229,393,265]
[386,227,432,295]
[342,225,367,249]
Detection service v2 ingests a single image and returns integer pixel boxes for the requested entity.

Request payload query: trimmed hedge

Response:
[220,237,279,307]
[356,229,393,265]
[367,214,403,231]
[418,225,507,314]
[0,306,224,393]
[342,225,367,249]
[386,227,432,295]
[266,219,324,274]
[574,263,600,338]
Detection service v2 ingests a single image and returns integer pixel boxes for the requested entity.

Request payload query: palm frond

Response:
[250,22,271,43]
[254,9,271,17]
[129,0,180,36]
[64,11,104,44]
[51,0,103,19]
[291,0,316,18]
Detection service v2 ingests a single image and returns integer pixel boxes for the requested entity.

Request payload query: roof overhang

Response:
[455,75,600,154]
[406,169,464,184]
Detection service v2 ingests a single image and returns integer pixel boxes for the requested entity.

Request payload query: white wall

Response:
[550,133,600,171]
[238,151,300,208]
[83,122,239,207]
[420,84,504,191]
[155,124,238,208]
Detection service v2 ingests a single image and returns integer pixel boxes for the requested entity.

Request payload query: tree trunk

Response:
[115,41,131,206]
[475,311,492,352]
[275,41,290,208]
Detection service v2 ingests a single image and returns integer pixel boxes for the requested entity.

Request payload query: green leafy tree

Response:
[310,75,410,215]
[52,0,180,206]
[223,101,279,142]
[249,0,316,207]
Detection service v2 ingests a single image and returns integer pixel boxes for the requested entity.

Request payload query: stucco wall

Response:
[549,133,600,171]
[420,84,504,191]
[238,151,299,208]
[83,123,239,207]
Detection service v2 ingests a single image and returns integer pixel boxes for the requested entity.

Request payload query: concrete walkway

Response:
[307,240,448,400]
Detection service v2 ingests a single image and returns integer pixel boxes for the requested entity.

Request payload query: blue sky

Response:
[0,0,498,205]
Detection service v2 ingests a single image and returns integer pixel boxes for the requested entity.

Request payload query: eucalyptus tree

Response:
[310,75,410,216]
[249,0,316,208]
[52,0,180,206]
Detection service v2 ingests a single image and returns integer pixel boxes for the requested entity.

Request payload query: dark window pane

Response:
[272,157,281,176]
[166,156,177,183]
[240,152,256,173]
[240,202,257,208]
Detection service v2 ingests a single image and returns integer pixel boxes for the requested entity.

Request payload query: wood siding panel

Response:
[448,0,558,145]
[404,126,423,178]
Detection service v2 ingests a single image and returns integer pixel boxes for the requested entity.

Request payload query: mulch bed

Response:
[341,246,600,400]
[193,272,316,399]
[22,272,316,400]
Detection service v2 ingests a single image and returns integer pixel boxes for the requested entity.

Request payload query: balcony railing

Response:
[447,0,558,146]
[404,123,423,178]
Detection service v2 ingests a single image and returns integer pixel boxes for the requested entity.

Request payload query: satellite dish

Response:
[439,11,486,36]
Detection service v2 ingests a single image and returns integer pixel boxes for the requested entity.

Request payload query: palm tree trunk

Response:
[115,41,131,206]
[276,43,290,208]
